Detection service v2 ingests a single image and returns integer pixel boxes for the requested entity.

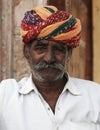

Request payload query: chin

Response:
[32,70,64,82]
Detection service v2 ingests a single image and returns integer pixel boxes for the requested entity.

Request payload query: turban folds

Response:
[21,5,82,47]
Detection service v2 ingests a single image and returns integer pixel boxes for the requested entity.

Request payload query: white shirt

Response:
[0,74,100,130]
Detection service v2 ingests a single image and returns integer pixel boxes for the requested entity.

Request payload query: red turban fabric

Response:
[21,5,82,47]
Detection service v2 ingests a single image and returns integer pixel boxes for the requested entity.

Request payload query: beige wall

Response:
[1,0,79,81]
[92,0,100,83]
[0,0,13,80]
[13,0,47,81]
[0,0,48,81]
[1,0,99,82]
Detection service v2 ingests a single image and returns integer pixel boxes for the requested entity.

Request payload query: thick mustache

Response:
[33,61,65,71]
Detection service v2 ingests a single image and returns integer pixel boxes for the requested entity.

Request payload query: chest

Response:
[1,92,100,130]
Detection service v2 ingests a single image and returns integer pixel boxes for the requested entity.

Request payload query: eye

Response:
[34,45,47,53]
[53,45,67,54]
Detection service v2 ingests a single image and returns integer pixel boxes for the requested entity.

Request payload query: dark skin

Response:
[24,40,72,112]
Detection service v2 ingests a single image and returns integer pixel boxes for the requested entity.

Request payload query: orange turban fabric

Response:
[21,5,82,47]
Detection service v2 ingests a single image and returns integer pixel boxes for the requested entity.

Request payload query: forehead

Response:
[31,40,67,47]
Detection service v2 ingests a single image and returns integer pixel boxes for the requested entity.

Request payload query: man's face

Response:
[25,40,71,82]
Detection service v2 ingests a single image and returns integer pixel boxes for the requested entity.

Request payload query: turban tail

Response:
[21,6,82,47]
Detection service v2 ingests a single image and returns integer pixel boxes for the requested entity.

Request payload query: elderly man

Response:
[0,5,100,130]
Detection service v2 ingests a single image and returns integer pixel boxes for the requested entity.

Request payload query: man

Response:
[0,5,100,130]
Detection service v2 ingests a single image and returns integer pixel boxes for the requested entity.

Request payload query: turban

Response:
[21,5,82,47]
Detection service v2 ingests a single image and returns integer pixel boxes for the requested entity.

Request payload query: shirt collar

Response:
[62,73,81,96]
[18,73,81,96]
[18,74,38,95]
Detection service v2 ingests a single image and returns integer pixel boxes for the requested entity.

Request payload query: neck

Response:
[32,75,67,93]
[32,74,68,112]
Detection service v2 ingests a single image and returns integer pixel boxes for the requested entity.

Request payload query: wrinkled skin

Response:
[23,40,72,112]
[24,40,72,83]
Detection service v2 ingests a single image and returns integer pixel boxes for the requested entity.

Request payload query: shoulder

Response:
[71,77,100,87]
[0,77,28,90]
[0,77,29,98]
[0,79,18,94]
[0,78,18,88]
[0,77,29,111]
[71,77,100,88]
[70,77,100,98]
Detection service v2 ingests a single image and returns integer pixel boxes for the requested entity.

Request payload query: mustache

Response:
[33,61,65,71]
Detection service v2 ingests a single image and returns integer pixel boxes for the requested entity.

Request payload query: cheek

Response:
[55,54,66,64]
[29,52,45,64]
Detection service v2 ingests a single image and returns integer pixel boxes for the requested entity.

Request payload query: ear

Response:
[23,45,30,59]
[66,47,73,62]
[68,48,72,58]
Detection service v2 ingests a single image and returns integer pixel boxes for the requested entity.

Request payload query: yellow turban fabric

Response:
[21,5,82,47]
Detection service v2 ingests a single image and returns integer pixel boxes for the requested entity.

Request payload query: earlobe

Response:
[69,49,72,58]
[23,45,30,59]
[66,48,73,62]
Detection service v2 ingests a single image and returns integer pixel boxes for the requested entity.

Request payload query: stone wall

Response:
[92,0,100,83]
[0,0,93,81]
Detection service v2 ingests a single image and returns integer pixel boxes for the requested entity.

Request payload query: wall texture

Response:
[0,0,94,82]
[92,0,100,83]
[13,0,48,80]
[0,0,13,80]
[0,0,47,81]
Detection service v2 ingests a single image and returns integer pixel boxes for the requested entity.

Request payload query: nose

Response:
[44,49,55,63]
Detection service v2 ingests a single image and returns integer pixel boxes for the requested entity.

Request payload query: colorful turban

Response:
[21,5,82,47]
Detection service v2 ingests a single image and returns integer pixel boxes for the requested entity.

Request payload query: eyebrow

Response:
[34,41,48,47]
[54,43,67,49]
[33,40,67,49]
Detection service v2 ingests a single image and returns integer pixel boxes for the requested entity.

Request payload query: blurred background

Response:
[0,0,100,83]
